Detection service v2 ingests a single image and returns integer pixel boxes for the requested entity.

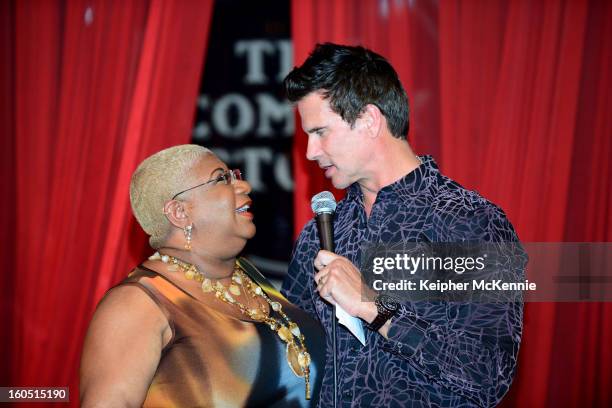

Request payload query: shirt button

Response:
[343,389,353,400]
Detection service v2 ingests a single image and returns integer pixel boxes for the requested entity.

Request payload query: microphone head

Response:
[311,191,337,215]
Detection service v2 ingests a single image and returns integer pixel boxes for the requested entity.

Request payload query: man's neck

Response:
[358,140,421,217]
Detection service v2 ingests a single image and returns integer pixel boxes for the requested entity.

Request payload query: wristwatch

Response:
[367,294,400,331]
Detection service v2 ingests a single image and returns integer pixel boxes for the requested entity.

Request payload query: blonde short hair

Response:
[130,144,213,248]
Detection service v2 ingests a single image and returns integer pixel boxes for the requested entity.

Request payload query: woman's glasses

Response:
[171,169,242,200]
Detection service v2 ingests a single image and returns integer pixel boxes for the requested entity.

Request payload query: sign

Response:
[192,0,293,277]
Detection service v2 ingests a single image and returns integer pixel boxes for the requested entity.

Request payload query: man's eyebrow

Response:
[306,126,326,134]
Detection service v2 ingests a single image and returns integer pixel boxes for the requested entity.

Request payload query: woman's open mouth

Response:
[235,202,253,218]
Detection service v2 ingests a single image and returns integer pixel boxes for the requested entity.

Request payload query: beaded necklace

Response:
[149,252,311,400]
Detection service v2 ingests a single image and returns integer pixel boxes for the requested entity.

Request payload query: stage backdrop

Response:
[0,0,213,404]
[1,0,610,407]
[191,0,294,278]
[291,0,611,407]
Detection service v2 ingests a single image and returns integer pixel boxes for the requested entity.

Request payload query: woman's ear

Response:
[163,200,190,228]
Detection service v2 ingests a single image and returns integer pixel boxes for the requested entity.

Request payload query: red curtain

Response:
[291,0,611,406]
[0,0,213,404]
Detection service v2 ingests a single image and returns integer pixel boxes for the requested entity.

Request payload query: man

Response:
[282,43,525,407]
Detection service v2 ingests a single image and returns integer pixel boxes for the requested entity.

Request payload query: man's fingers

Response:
[317,281,336,304]
[314,269,327,284]
[315,250,340,267]
[315,272,331,293]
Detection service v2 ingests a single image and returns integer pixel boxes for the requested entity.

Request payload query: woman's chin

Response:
[232,226,256,247]
[244,224,256,239]
[235,215,256,237]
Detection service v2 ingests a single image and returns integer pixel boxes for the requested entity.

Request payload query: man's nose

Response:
[306,135,321,161]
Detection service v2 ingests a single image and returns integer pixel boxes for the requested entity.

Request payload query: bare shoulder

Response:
[91,284,168,330]
[80,284,170,408]
[84,283,171,359]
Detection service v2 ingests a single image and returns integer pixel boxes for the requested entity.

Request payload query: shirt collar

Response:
[345,155,439,205]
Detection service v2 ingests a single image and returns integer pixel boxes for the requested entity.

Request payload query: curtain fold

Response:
[2,0,213,403]
[291,0,611,405]
[0,0,16,388]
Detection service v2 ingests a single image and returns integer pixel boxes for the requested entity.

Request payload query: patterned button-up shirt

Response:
[282,156,525,407]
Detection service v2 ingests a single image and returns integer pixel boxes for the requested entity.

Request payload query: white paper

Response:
[335,304,366,345]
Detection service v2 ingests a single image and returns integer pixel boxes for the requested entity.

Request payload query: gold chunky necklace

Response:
[149,252,312,400]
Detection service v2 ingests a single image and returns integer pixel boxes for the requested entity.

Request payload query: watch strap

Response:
[366,295,399,331]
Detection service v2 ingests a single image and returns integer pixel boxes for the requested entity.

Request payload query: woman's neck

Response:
[155,246,236,280]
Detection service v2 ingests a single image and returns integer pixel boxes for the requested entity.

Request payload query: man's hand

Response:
[313,250,378,322]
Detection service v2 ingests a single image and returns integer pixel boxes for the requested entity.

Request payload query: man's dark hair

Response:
[284,43,409,138]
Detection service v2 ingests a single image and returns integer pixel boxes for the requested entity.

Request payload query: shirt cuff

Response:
[380,303,432,357]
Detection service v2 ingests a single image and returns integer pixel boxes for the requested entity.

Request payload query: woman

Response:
[80,145,324,407]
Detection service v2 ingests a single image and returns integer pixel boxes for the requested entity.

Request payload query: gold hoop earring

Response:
[184,224,193,251]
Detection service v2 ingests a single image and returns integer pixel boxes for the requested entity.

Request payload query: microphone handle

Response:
[315,212,335,252]
[314,211,337,408]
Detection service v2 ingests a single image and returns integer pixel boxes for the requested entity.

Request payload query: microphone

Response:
[311,191,337,252]
[310,190,338,408]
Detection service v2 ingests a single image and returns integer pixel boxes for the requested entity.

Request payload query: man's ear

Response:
[163,200,190,228]
[361,104,383,138]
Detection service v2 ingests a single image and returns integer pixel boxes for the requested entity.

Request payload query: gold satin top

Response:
[116,260,324,407]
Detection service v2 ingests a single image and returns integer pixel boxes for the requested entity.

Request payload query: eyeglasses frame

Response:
[171,169,242,200]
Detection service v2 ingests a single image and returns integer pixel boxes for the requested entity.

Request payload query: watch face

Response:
[378,295,399,313]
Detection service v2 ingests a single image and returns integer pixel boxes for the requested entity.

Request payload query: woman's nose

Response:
[233,178,252,195]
